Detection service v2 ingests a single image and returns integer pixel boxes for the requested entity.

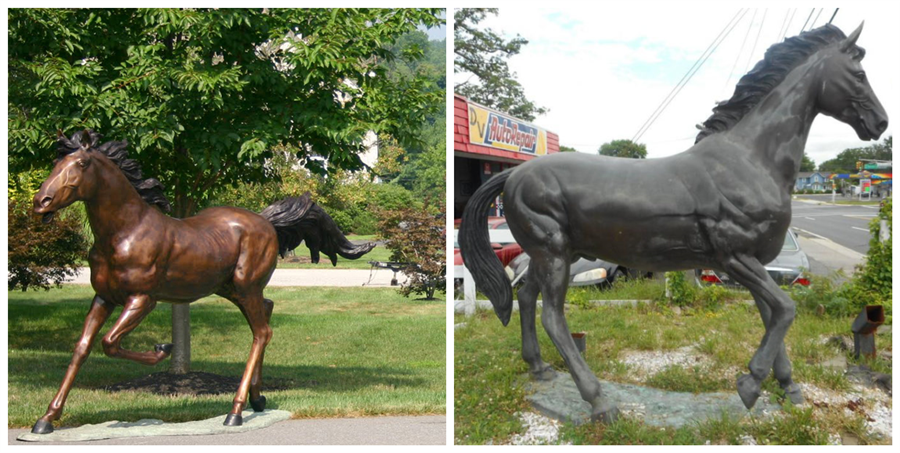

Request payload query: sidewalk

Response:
[65,267,409,288]
[9,415,446,445]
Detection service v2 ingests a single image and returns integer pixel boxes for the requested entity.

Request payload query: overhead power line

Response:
[742,8,766,75]
[829,8,839,24]
[809,8,823,30]
[722,9,757,99]
[800,8,815,33]
[632,9,748,143]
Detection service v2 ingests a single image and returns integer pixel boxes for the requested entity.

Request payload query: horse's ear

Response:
[81,129,92,151]
[840,22,864,53]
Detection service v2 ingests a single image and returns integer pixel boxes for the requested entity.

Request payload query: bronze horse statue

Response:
[30,130,375,434]
[460,23,887,423]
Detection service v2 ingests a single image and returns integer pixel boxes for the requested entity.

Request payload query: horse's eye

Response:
[854,72,866,83]
[77,159,87,168]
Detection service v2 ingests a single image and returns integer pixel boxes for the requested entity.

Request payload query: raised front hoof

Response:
[782,383,805,406]
[590,401,620,425]
[737,374,762,409]
[250,395,267,412]
[530,364,556,382]
[31,419,54,435]
[155,343,174,355]
[223,413,243,427]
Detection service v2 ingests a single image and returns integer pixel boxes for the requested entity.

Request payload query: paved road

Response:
[66,268,409,288]
[9,415,446,445]
[791,197,881,255]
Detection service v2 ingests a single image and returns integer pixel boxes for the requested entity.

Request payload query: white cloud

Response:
[462,2,899,165]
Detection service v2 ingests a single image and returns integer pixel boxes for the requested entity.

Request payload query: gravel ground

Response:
[801,382,893,440]
[508,412,567,446]
[620,345,710,375]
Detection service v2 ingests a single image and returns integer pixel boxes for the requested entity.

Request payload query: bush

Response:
[664,271,697,307]
[377,200,445,300]
[8,194,89,291]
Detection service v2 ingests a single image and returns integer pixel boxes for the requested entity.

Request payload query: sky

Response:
[468,2,899,167]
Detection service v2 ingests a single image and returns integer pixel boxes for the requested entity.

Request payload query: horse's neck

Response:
[729,57,823,190]
[83,160,151,243]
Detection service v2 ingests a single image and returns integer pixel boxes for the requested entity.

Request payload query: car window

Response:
[495,222,510,229]
[782,231,799,251]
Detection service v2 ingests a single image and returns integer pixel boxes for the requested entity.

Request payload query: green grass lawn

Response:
[8,285,445,428]
[275,234,395,269]
[455,301,892,445]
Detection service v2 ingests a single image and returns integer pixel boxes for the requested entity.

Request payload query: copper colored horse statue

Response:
[460,23,887,423]
[31,130,375,433]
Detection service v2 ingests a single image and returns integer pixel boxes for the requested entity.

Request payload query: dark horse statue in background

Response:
[460,23,887,423]
[30,130,375,434]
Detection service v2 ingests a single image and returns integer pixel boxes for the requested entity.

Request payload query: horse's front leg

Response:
[535,254,619,424]
[750,288,804,405]
[101,295,171,365]
[32,295,115,434]
[724,255,797,409]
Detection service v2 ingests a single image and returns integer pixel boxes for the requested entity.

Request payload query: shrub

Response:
[377,200,445,300]
[664,271,697,307]
[8,192,89,291]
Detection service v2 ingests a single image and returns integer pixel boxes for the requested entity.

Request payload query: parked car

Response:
[505,252,651,289]
[695,229,811,288]
[453,217,523,268]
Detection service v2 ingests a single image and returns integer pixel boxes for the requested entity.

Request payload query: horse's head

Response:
[818,22,888,141]
[33,130,100,223]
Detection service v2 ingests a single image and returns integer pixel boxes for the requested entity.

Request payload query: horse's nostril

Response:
[877,121,888,133]
[41,197,53,208]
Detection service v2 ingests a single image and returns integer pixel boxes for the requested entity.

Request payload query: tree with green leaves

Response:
[598,139,647,159]
[9,8,444,217]
[454,8,546,122]
[800,153,816,172]
[818,136,892,173]
[559,145,578,152]
[9,8,444,374]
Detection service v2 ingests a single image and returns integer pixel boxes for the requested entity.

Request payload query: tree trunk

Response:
[169,184,199,375]
[170,304,191,374]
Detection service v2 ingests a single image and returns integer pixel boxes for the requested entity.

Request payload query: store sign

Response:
[468,103,548,155]
[861,179,872,193]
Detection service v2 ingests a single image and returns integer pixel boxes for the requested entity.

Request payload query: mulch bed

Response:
[102,371,292,396]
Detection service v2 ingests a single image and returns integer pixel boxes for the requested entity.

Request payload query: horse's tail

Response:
[459,169,514,326]
[259,192,375,265]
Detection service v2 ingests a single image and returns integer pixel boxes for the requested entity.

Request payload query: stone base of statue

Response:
[524,373,780,427]
[17,410,292,442]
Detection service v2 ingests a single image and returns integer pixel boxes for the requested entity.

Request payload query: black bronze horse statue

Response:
[460,23,887,423]
[31,130,375,433]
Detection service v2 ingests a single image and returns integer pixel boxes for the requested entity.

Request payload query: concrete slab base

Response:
[16,410,292,442]
[524,373,781,427]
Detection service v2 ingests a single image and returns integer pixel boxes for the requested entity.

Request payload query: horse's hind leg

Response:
[223,293,273,426]
[724,255,796,409]
[248,298,275,411]
[32,295,114,434]
[101,295,172,365]
[751,289,803,405]
[518,278,554,380]
[535,254,619,424]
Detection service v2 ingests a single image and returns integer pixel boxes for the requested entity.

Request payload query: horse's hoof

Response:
[31,419,54,434]
[531,365,556,381]
[590,401,620,424]
[737,374,761,409]
[155,343,173,354]
[250,395,267,412]
[223,413,243,426]
[782,383,805,405]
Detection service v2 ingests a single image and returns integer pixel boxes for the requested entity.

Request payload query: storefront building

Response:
[453,94,560,218]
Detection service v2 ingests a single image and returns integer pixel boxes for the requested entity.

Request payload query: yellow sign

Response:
[468,103,547,155]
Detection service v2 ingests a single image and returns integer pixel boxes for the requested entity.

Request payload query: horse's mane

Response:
[57,130,172,212]
[695,24,859,143]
